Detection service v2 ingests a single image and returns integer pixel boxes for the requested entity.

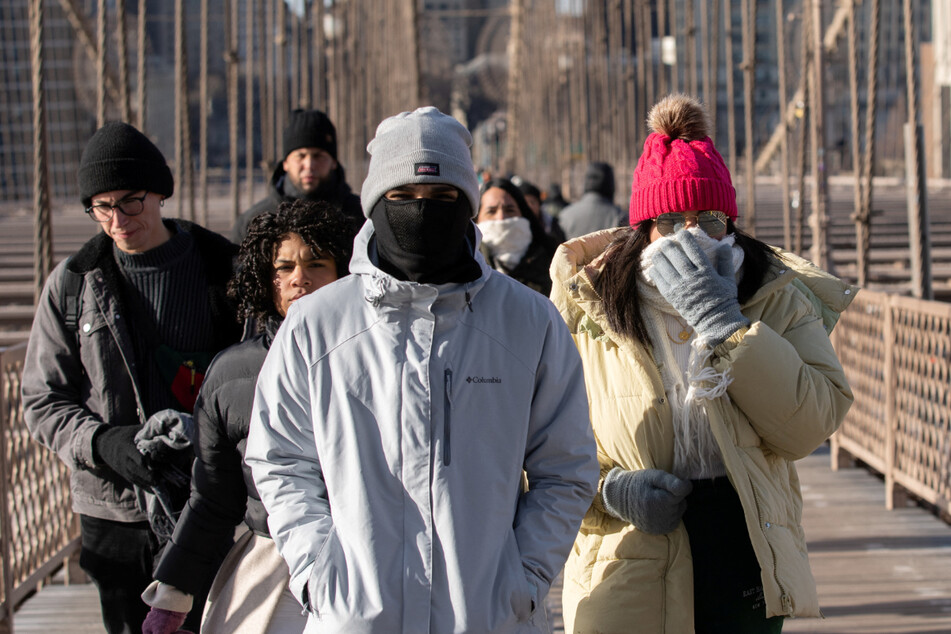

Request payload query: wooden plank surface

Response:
[13,583,103,633]
[783,446,951,633]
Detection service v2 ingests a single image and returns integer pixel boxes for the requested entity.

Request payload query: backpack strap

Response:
[60,263,85,332]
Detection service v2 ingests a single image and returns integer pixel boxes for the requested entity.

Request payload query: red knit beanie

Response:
[629,94,737,225]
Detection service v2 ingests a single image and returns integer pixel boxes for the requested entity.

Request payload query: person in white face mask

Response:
[477,177,558,295]
[550,94,857,634]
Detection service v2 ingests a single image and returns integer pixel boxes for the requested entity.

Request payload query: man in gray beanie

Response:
[22,121,240,633]
[245,106,598,632]
[231,108,362,242]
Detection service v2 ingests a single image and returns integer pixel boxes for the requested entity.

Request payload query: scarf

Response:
[478,217,533,269]
[638,226,745,480]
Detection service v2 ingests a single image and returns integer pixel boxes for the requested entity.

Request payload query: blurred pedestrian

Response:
[516,178,567,243]
[232,108,362,242]
[478,177,559,295]
[558,161,625,239]
[541,182,569,219]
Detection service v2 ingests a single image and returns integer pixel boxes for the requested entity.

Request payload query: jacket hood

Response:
[771,248,859,332]
[549,228,621,335]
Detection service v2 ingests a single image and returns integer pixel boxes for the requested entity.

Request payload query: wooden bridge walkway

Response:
[11,446,951,633]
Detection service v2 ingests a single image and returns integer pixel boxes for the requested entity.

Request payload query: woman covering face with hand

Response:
[141,199,354,634]
[477,177,558,295]
[550,94,856,634]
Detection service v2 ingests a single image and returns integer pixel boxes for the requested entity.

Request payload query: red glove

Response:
[142,607,190,634]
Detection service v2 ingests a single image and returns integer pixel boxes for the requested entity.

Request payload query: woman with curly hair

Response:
[142,199,355,634]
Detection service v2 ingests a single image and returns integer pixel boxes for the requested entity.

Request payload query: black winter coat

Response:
[153,323,276,595]
[480,238,556,296]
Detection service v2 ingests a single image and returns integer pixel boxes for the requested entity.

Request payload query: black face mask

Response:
[371,196,481,284]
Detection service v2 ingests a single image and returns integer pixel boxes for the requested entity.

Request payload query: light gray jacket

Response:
[557,192,625,240]
[246,222,598,633]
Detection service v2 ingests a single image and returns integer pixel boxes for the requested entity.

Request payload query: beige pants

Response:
[201,525,307,633]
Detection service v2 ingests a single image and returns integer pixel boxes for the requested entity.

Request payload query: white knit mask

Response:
[478,217,533,269]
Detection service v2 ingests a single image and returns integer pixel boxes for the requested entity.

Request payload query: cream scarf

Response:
[638,227,745,480]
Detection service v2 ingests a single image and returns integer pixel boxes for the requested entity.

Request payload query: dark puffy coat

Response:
[231,164,363,243]
[22,220,240,522]
[153,322,276,595]
[480,238,556,296]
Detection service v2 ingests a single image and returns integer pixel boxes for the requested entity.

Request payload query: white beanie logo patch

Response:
[414,163,440,176]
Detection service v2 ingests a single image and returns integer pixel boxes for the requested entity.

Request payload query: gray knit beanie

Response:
[361,107,480,218]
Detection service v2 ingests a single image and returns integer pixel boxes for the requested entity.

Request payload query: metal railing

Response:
[0,343,80,630]
[831,289,951,517]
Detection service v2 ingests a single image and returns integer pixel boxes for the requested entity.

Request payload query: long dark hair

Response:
[596,219,774,345]
[480,177,556,254]
[228,198,356,325]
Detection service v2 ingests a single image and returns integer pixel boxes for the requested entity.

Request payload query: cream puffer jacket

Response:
[550,228,856,634]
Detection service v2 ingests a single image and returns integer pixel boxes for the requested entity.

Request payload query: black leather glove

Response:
[601,467,693,535]
[93,425,156,488]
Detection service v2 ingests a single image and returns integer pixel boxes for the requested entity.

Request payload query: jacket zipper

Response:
[444,368,453,465]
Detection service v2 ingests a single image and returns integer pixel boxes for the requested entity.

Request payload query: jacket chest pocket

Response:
[77,308,131,413]
[77,309,113,370]
[77,307,109,339]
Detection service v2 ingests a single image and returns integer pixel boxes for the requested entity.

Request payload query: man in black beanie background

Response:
[21,121,241,633]
[557,161,625,239]
[231,108,362,242]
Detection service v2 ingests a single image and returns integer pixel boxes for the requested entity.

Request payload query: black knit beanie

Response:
[583,161,616,198]
[283,109,337,160]
[78,121,174,207]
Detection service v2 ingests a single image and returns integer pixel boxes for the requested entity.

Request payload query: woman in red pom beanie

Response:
[550,94,857,633]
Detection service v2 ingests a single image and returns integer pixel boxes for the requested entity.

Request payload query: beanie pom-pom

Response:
[647,94,709,142]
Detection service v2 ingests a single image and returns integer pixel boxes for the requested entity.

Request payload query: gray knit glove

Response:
[601,467,693,535]
[649,230,750,346]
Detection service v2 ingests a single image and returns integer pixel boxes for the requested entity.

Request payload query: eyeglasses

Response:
[653,210,728,237]
[85,193,148,222]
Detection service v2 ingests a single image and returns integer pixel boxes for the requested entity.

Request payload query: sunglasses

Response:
[653,211,728,237]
